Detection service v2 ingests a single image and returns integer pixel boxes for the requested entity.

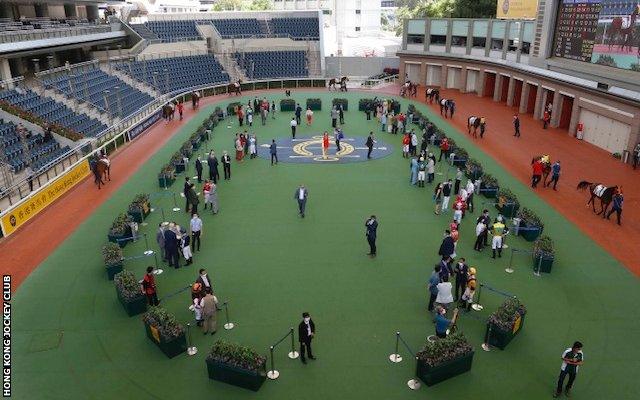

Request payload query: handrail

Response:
[0,25,111,44]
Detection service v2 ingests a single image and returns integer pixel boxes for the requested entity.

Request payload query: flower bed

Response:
[516,207,544,241]
[114,270,147,316]
[485,298,527,350]
[158,164,176,188]
[533,235,555,273]
[127,193,151,223]
[102,242,123,280]
[206,339,267,391]
[415,332,474,386]
[496,188,520,218]
[464,158,483,180]
[142,307,187,358]
[108,213,133,248]
[479,173,499,198]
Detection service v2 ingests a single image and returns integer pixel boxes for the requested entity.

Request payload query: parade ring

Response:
[257,135,393,163]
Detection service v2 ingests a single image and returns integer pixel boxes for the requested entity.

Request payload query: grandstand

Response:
[235,50,308,79]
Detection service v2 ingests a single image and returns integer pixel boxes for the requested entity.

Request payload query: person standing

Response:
[365,102,372,120]
[294,184,308,218]
[142,266,159,306]
[427,265,441,311]
[261,105,268,125]
[195,156,203,183]
[222,151,231,180]
[513,114,521,137]
[438,230,455,260]
[633,143,640,169]
[439,179,451,213]
[474,217,487,251]
[331,106,338,128]
[270,139,278,165]
[380,112,387,132]
[180,228,193,266]
[156,223,166,261]
[410,131,418,156]
[427,156,435,184]
[201,291,219,335]
[177,101,184,120]
[546,160,561,190]
[465,179,475,212]
[237,105,244,127]
[553,342,584,398]
[306,107,314,126]
[207,151,219,183]
[298,312,316,364]
[290,117,298,139]
[433,183,443,214]
[164,223,180,269]
[606,189,623,225]
[183,177,192,213]
[334,128,343,153]
[338,104,345,124]
[197,268,213,294]
[532,158,543,188]
[417,157,426,187]
[439,137,449,161]
[410,157,419,185]
[366,132,375,159]
[490,216,506,258]
[321,131,330,159]
[271,100,276,119]
[295,103,302,125]
[187,183,199,216]
[435,276,454,312]
[434,306,452,339]
[249,134,257,159]
[453,258,469,301]
[454,168,463,195]
[190,213,202,252]
[479,117,486,138]
[365,215,378,257]
[461,267,477,310]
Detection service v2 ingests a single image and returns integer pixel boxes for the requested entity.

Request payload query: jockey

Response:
[490,216,507,259]
[100,153,111,167]
[541,154,550,164]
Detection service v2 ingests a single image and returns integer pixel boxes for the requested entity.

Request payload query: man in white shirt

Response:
[190,214,203,252]
[294,184,308,218]
[554,341,584,398]
[435,275,454,311]
[290,117,298,139]
[465,180,475,212]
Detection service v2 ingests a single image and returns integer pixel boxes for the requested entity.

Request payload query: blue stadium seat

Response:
[234,51,308,79]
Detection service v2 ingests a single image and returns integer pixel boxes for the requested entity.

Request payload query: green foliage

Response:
[465,158,483,176]
[481,173,499,188]
[158,164,175,179]
[212,0,243,11]
[534,235,555,257]
[128,193,150,213]
[143,307,185,341]
[517,207,544,228]
[280,98,296,112]
[332,98,348,111]
[110,213,132,236]
[227,102,241,115]
[395,0,495,35]
[416,332,473,367]
[488,298,527,332]
[207,339,267,372]
[453,147,468,160]
[306,98,322,111]
[630,63,640,72]
[114,270,142,301]
[497,187,519,208]
[595,55,617,68]
[102,242,123,267]
[247,0,273,10]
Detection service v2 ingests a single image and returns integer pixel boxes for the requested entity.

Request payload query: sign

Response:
[553,0,601,62]
[128,110,162,141]
[150,325,161,343]
[496,0,539,19]
[0,160,90,236]
[513,314,522,334]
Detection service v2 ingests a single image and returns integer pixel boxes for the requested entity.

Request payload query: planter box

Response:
[358,100,371,111]
[496,203,519,218]
[480,184,499,199]
[519,223,542,242]
[206,359,267,392]
[192,140,201,150]
[332,100,348,111]
[174,163,185,174]
[158,176,175,188]
[485,313,525,350]
[280,100,296,112]
[306,99,322,111]
[144,323,187,358]
[128,202,151,223]
[452,158,467,168]
[415,351,474,386]
[117,289,147,316]
[108,228,132,248]
[106,263,123,280]
[465,169,483,181]
[533,253,554,273]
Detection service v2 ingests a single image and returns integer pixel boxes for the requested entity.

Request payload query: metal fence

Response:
[0,25,110,44]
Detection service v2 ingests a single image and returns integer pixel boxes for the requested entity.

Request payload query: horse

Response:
[440,99,454,118]
[91,158,111,190]
[468,116,481,136]
[607,5,639,52]
[577,181,619,217]
[328,76,348,91]
[228,79,242,96]
[532,155,551,185]
[426,88,440,104]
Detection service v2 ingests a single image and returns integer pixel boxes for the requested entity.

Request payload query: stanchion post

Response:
[534,252,542,277]
[471,283,484,311]
[187,323,197,355]
[267,346,279,380]
[505,247,515,274]
[407,358,421,390]
[389,331,403,363]
[172,192,180,212]
[288,327,299,359]
[482,324,492,352]
[223,302,234,330]
[143,233,154,255]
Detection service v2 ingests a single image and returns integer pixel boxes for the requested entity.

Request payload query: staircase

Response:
[258,19,271,36]
[101,64,160,98]
[130,23,160,41]
[306,50,321,77]
[215,52,246,83]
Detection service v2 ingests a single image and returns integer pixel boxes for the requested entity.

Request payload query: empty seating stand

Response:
[271,18,320,40]
[130,23,160,41]
[0,119,69,173]
[114,55,229,94]
[234,51,308,79]
[0,89,107,138]
[144,20,200,42]
[212,19,265,38]
[44,68,154,118]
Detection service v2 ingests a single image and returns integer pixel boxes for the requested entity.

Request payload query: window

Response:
[407,34,424,44]
[472,37,486,48]
[521,42,531,54]
[451,36,467,47]
[490,39,503,50]
[430,35,446,45]
[355,26,361,31]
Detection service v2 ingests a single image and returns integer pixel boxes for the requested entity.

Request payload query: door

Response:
[447,67,461,89]
[426,65,442,86]
[406,63,420,82]
[579,109,631,154]
[466,70,478,93]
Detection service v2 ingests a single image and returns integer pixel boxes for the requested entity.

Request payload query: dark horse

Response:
[426,88,440,104]
[228,79,242,96]
[328,76,348,91]
[532,156,552,185]
[577,181,618,217]
[91,157,111,190]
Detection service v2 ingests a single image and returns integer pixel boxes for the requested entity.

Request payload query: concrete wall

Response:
[325,56,399,77]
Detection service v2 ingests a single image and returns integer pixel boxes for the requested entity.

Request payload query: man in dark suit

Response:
[197,268,213,294]
[164,224,180,269]
[294,184,308,218]
[195,156,203,182]
[208,151,219,183]
[184,177,191,213]
[365,215,378,256]
[438,230,455,260]
[298,312,316,364]
[222,151,231,180]
[365,132,375,159]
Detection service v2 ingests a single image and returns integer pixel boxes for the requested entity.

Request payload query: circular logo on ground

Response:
[258,135,392,163]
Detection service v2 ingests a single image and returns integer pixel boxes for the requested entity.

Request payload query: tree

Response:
[212,0,244,11]
[248,0,273,11]
[395,0,496,36]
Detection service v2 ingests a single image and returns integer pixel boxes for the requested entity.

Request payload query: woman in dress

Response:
[235,135,243,161]
[306,107,314,126]
[322,131,330,159]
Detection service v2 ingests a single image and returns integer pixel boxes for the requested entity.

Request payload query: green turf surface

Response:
[11,92,639,399]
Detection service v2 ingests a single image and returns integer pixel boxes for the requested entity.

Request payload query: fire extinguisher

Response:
[576,122,584,140]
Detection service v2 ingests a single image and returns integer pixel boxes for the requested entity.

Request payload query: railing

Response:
[0,25,111,44]
[362,74,399,88]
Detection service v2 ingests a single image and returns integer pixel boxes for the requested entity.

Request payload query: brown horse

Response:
[328,76,348,91]
[92,159,111,189]
[577,181,618,217]
[608,5,639,52]
[228,79,242,96]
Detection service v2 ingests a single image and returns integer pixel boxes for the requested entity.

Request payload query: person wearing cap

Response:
[461,267,477,310]
[417,157,426,187]
[191,283,204,326]
[298,312,316,364]
[179,228,193,266]
[554,341,584,398]
[490,216,506,258]
[142,266,159,306]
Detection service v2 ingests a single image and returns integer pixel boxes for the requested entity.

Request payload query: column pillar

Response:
[399,61,406,85]
[466,21,473,55]
[0,2,12,19]
[440,64,448,88]
[519,82,530,114]
[34,3,49,18]
[493,74,502,102]
[445,18,452,53]
[533,85,544,119]
[419,62,427,87]
[459,67,468,93]
[477,70,486,97]
[485,21,493,57]
[567,98,581,135]
[86,5,99,22]
[0,58,13,88]
[502,21,510,60]
[64,4,77,19]
[506,76,516,106]
[550,90,562,128]
[401,19,408,50]
[424,19,431,52]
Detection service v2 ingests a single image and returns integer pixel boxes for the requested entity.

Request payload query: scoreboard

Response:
[553,0,602,62]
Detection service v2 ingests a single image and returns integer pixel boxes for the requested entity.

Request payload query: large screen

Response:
[553,0,640,71]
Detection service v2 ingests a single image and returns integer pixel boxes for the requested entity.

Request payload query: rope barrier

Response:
[480,283,516,299]
[267,327,299,380]
[159,285,190,302]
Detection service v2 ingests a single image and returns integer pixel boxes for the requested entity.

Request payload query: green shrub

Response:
[143,307,185,341]
[332,98,348,111]
[534,235,554,257]
[481,173,499,188]
[416,332,473,367]
[497,188,520,208]
[102,242,123,267]
[488,298,527,332]
[226,102,241,115]
[114,270,142,301]
[207,339,267,372]
[517,207,544,228]
[280,98,296,112]
[306,98,322,111]
[110,213,132,236]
